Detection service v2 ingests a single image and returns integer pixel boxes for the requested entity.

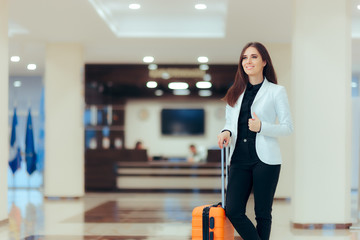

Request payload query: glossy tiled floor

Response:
[1,189,360,240]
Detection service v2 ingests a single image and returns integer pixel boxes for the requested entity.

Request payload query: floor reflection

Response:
[7,190,44,240]
[1,189,360,240]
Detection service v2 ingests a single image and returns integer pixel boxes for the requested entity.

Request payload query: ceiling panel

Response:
[89,0,228,38]
[7,0,360,76]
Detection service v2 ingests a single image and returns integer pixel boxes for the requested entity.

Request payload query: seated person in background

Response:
[187,144,207,163]
[134,140,152,161]
[135,141,144,150]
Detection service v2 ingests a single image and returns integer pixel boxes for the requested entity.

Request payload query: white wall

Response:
[125,99,226,157]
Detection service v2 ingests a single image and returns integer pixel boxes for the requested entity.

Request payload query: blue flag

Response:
[37,88,45,172]
[9,108,22,174]
[25,109,37,175]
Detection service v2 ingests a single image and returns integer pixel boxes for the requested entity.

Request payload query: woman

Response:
[135,141,143,150]
[217,42,293,240]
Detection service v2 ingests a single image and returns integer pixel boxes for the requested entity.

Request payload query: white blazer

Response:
[222,78,293,165]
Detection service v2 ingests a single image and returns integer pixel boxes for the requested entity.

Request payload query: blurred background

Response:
[1,0,360,238]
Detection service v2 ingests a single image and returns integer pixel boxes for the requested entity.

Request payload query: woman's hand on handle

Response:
[217,131,231,149]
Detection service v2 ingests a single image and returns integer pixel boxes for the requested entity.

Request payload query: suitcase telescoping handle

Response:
[221,145,230,208]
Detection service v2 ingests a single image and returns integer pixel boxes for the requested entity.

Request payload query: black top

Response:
[237,81,263,139]
[231,81,263,164]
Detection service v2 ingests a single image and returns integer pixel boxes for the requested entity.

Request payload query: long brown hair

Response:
[222,42,277,107]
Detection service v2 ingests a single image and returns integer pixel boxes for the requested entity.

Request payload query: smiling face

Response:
[242,47,267,79]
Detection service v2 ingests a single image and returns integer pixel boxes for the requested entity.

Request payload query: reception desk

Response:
[116,161,222,192]
[85,149,148,191]
[85,149,223,192]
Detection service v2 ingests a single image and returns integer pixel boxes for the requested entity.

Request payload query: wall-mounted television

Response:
[161,109,205,135]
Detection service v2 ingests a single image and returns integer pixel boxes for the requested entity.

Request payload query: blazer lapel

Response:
[234,89,245,112]
[252,78,270,107]
[230,92,244,133]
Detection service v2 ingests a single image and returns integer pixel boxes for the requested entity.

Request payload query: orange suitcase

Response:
[192,203,234,240]
[192,147,234,240]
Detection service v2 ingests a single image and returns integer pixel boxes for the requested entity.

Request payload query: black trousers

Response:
[225,160,280,240]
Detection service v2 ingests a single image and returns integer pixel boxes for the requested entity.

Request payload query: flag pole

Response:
[13,102,16,189]
[12,170,15,188]
[25,108,37,185]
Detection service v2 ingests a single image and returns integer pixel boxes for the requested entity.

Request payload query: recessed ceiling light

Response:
[173,89,190,96]
[203,74,211,81]
[143,56,154,63]
[27,64,36,70]
[199,90,212,97]
[168,82,189,90]
[199,64,209,71]
[146,81,158,88]
[10,56,20,62]
[352,82,358,88]
[161,72,170,79]
[129,3,141,10]
[148,64,158,70]
[196,81,212,89]
[195,4,207,10]
[357,4,360,10]
[13,81,21,87]
[197,56,208,63]
[155,90,164,96]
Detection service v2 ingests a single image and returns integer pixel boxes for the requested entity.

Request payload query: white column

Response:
[292,0,352,226]
[0,0,9,222]
[44,43,84,197]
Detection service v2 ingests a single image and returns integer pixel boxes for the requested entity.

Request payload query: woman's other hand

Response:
[217,131,231,149]
[249,112,261,132]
